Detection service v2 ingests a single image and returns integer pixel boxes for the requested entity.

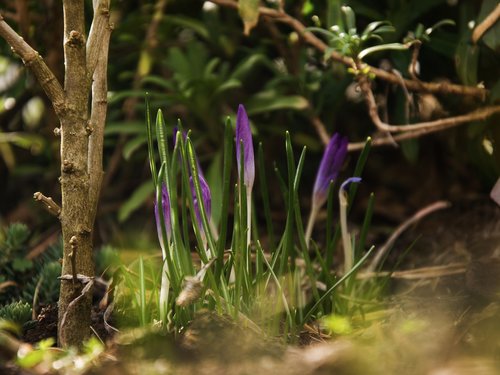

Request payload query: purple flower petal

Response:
[190,175,212,232]
[312,133,348,206]
[340,177,362,192]
[236,104,255,189]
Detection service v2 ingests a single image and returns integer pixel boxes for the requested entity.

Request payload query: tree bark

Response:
[0,0,112,347]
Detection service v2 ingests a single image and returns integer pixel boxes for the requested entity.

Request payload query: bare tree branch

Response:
[88,0,113,227]
[358,77,500,133]
[368,200,451,272]
[472,3,500,44]
[208,0,488,99]
[0,14,65,114]
[86,0,111,87]
[62,0,87,101]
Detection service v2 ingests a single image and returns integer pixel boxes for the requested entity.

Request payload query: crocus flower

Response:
[305,133,348,246]
[189,174,212,232]
[154,183,171,259]
[235,104,255,248]
[235,104,255,190]
[312,133,348,208]
[340,177,362,192]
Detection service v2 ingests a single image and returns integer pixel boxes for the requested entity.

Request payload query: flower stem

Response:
[339,190,353,273]
[305,201,320,248]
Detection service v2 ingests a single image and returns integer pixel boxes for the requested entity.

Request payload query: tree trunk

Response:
[0,0,112,347]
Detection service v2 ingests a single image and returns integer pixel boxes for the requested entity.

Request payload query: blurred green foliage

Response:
[0,300,32,326]
[0,0,498,233]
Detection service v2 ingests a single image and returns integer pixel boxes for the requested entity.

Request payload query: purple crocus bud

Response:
[154,183,171,247]
[235,104,255,190]
[189,174,212,232]
[340,177,362,192]
[312,133,348,208]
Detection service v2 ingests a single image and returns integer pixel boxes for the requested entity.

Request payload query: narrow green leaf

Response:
[145,98,157,185]
[216,119,234,280]
[257,143,275,252]
[358,43,410,60]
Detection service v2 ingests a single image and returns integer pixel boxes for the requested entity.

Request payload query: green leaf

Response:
[105,121,145,135]
[165,15,210,39]
[341,6,356,33]
[455,37,479,86]
[230,54,276,81]
[214,78,242,96]
[238,0,260,35]
[246,92,309,114]
[358,42,409,60]
[362,21,393,37]
[401,138,419,163]
[425,19,455,36]
[118,182,154,222]
[302,0,314,15]
[123,135,147,160]
[207,151,223,226]
[12,258,33,272]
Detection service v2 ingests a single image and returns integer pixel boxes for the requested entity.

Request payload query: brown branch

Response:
[88,0,112,226]
[0,14,65,115]
[86,0,111,87]
[33,192,62,217]
[472,4,500,44]
[367,200,451,272]
[208,0,487,99]
[307,108,330,146]
[62,0,86,102]
[358,77,500,134]
[408,41,421,81]
[69,236,78,285]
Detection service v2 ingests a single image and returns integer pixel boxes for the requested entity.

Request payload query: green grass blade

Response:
[215,118,234,280]
[145,96,157,185]
[139,256,146,326]
[347,137,371,209]
[257,142,276,252]
[303,245,375,323]
[356,192,374,262]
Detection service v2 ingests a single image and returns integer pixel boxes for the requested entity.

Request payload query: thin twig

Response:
[358,77,500,133]
[358,262,466,280]
[472,4,500,44]
[367,200,451,272]
[308,110,330,146]
[32,275,44,320]
[33,192,62,217]
[208,0,487,99]
[408,41,422,81]
[69,236,78,285]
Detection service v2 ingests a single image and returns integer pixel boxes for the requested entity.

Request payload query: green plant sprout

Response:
[403,19,456,44]
[307,5,409,62]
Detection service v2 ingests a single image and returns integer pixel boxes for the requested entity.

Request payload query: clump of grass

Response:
[116,102,378,339]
